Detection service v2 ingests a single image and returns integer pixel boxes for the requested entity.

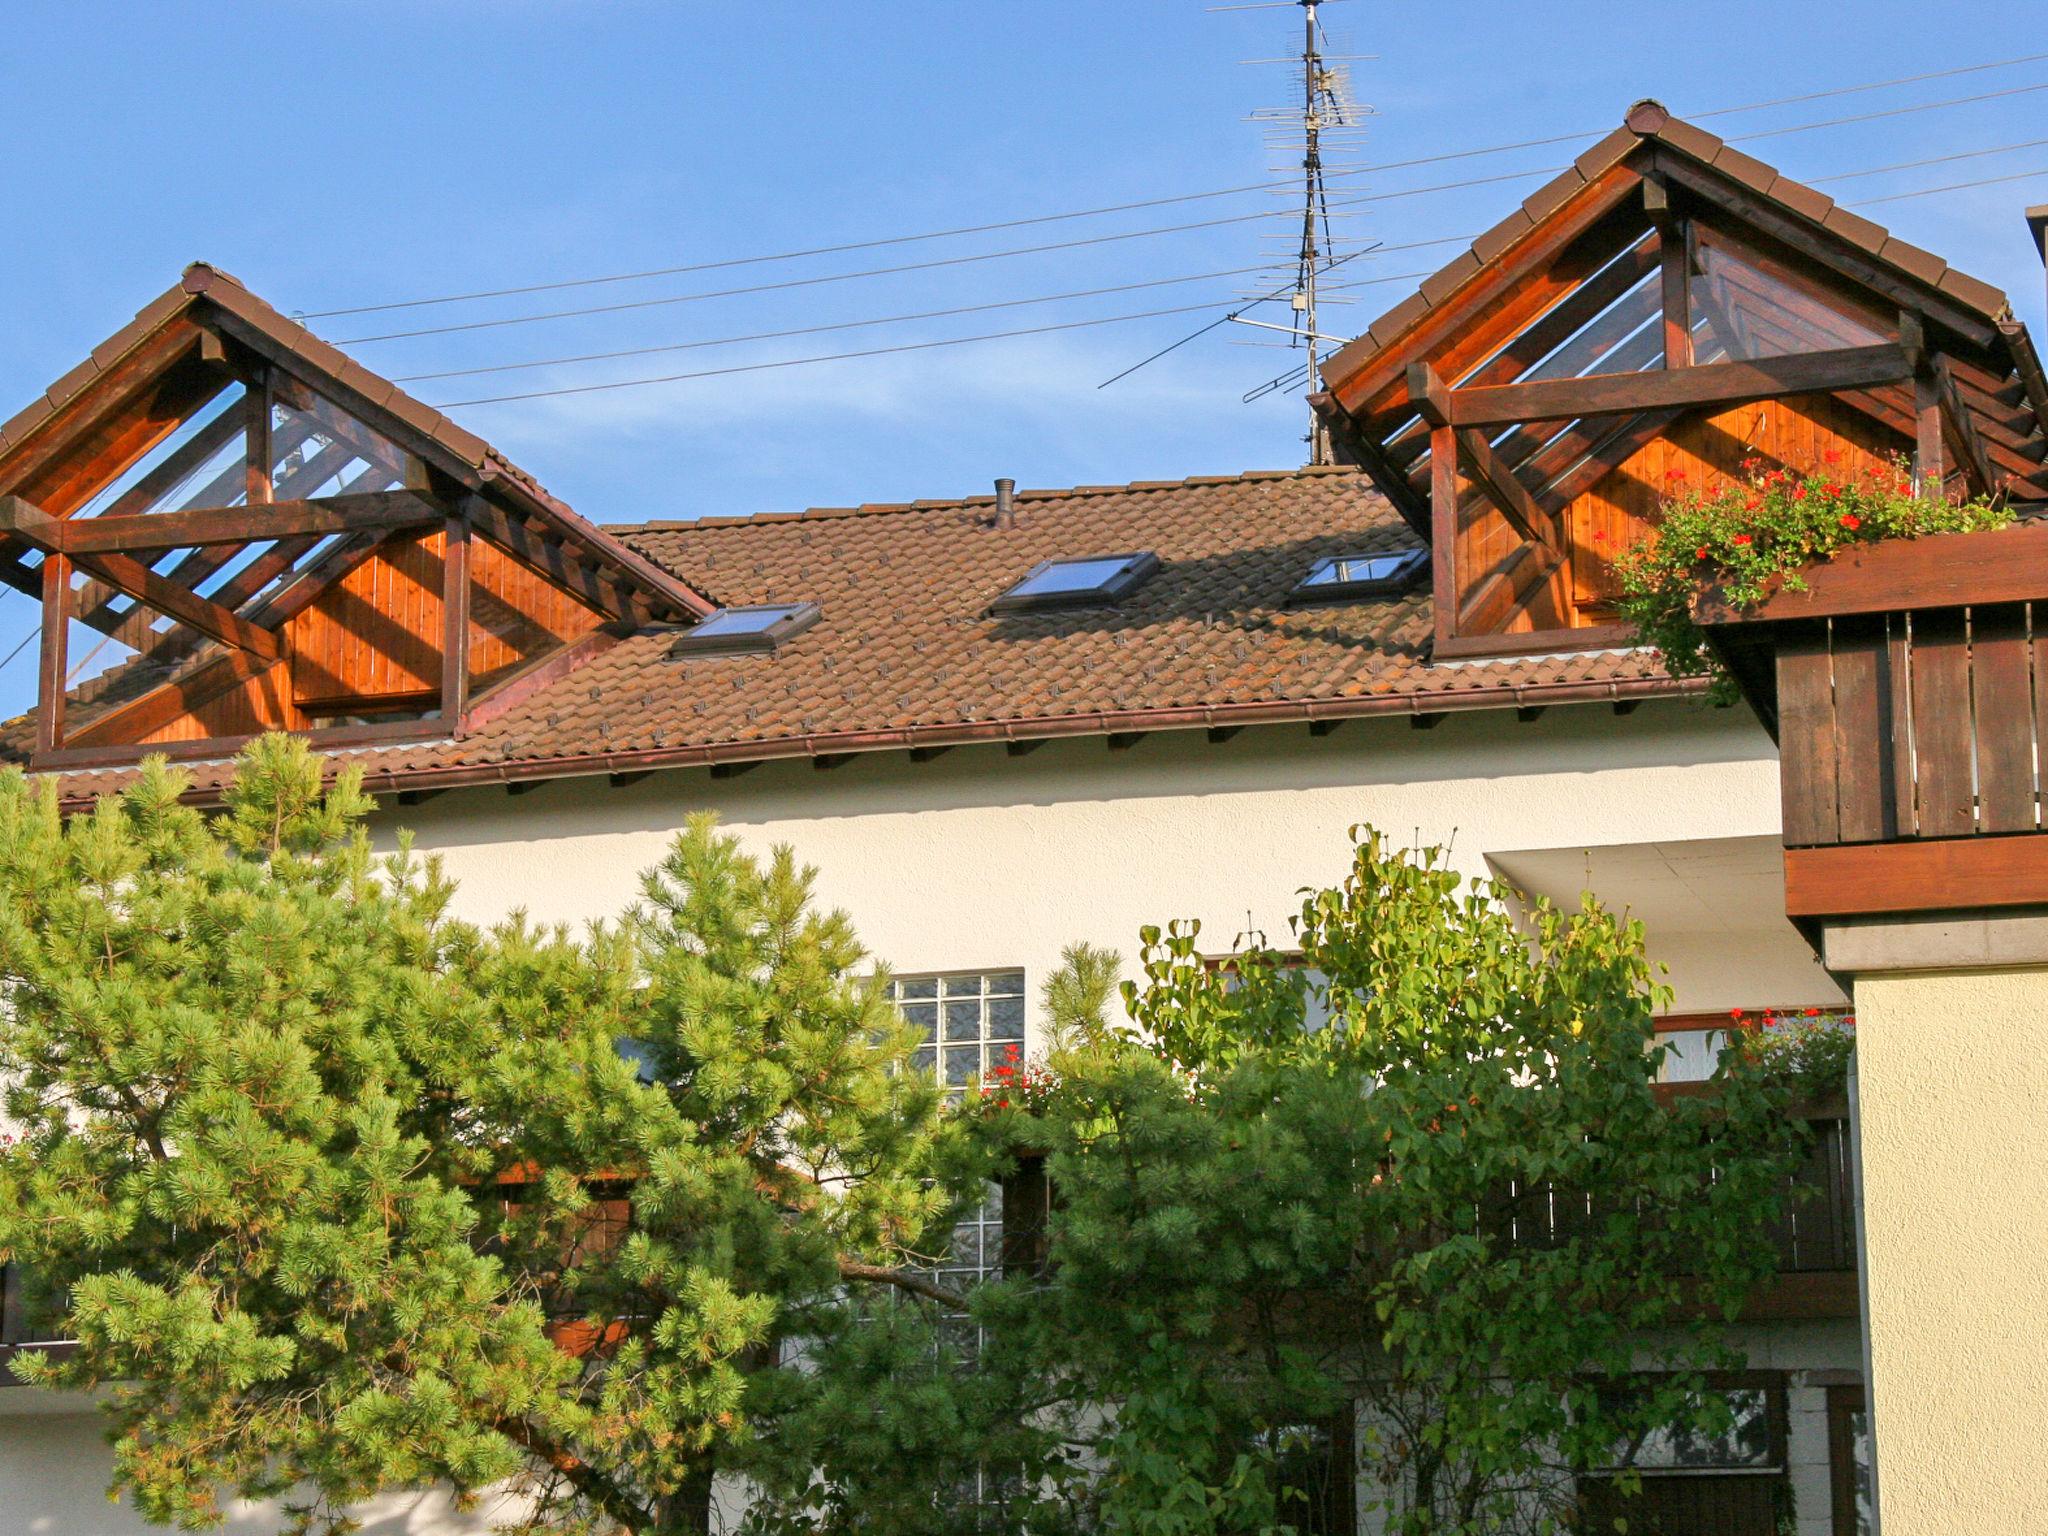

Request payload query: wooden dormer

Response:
[0,265,712,769]
[1314,100,2048,661]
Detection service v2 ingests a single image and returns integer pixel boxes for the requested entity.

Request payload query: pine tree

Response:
[0,738,964,1536]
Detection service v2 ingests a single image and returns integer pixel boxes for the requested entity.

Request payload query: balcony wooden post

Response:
[440,513,471,726]
[35,551,69,756]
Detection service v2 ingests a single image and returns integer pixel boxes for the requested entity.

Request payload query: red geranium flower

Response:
[1732,533,1753,546]
[1839,513,1862,530]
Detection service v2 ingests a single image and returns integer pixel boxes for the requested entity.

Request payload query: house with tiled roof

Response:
[3,102,2047,1536]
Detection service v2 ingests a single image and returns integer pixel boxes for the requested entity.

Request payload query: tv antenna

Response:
[1221,0,1373,464]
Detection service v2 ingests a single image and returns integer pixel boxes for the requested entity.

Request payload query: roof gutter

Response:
[50,670,1703,814]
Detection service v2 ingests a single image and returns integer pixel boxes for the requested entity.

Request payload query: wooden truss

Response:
[0,265,713,767]
[1312,103,2048,659]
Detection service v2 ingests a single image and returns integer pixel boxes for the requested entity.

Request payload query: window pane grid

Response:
[893,969,1025,1102]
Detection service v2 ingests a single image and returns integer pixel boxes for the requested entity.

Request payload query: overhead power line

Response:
[1854,165,2048,204]
[303,51,2048,322]
[340,86,2048,351]
[392,134,2048,385]
[429,300,1254,407]
[427,155,2048,412]
[336,198,1383,345]
[394,264,1293,381]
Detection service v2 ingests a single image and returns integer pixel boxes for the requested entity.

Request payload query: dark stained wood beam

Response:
[1933,355,1995,499]
[36,552,68,755]
[1457,428,1561,558]
[48,490,442,553]
[441,515,471,724]
[244,371,271,506]
[0,495,282,659]
[64,648,279,750]
[462,496,651,625]
[1444,343,1912,429]
[1429,422,1457,646]
[1320,401,1431,537]
[1533,408,1687,516]
[0,322,217,506]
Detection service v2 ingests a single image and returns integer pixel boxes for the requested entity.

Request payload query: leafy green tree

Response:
[979,830,1803,1535]
[0,737,963,1536]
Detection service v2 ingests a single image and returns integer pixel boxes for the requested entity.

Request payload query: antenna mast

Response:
[1295,0,1332,463]
[1231,0,1370,464]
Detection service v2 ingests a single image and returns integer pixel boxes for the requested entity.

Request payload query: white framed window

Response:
[891,969,1026,1094]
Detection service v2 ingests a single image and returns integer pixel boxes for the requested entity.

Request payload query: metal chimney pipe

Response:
[993,477,1016,529]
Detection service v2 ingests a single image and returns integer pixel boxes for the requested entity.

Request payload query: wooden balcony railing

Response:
[1697,523,2048,922]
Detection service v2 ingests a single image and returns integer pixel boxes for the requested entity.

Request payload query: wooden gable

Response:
[0,265,711,768]
[1313,100,2048,659]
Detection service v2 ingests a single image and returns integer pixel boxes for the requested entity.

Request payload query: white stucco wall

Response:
[379,700,1837,1026]
[1851,965,2048,1535]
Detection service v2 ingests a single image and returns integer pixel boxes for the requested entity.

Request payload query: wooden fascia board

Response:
[1319,402,1432,537]
[55,490,442,553]
[1324,163,1648,418]
[1443,343,1912,429]
[194,299,710,623]
[0,316,213,502]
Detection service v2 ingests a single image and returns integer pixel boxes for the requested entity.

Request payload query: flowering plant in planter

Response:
[1724,1006,1857,1100]
[1613,455,2011,703]
[975,1042,1060,1113]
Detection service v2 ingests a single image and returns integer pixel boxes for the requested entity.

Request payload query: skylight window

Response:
[991,552,1159,613]
[1288,549,1427,604]
[668,601,820,657]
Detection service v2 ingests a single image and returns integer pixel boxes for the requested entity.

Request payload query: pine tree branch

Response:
[498,1418,654,1534]
[835,1258,971,1311]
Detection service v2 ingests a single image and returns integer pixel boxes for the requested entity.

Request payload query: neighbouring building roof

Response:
[16,465,1688,806]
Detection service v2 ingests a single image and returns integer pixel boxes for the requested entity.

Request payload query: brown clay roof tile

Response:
[18,467,1683,805]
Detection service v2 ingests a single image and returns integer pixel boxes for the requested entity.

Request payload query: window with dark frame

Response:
[1579,1374,1790,1536]
[1288,549,1427,604]
[666,601,820,657]
[989,552,1159,613]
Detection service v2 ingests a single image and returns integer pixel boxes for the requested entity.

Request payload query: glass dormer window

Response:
[991,552,1159,613]
[668,601,820,657]
[1289,549,1427,604]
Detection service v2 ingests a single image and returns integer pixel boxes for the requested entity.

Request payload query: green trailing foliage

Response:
[0,737,959,1536]
[1613,456,2010,703]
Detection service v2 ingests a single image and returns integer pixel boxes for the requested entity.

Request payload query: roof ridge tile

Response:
[611,464,1366,535]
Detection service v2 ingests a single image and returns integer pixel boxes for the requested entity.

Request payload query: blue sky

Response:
[2,1,2045,713]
